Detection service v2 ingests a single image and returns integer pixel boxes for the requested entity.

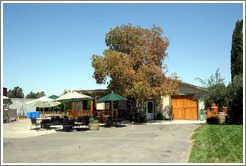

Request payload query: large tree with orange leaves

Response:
[91,24,180,99]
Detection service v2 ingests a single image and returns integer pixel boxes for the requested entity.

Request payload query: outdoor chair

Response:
[77,116,83,124]
[40,119,51,130]
[52,116,62,125]
[62,118,73,132]
[30,118,40,131]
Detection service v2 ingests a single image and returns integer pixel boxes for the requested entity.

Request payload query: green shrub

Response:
[157,112,164,120]
[206,117,220,124]
[129,114,135,122]
[139,113,147,123]
[129,112,147,123]
[89,117,99,124]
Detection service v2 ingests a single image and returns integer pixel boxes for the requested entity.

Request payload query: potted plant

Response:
[89,117,99,130]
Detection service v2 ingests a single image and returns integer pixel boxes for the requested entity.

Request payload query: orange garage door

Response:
[171,95,198,120]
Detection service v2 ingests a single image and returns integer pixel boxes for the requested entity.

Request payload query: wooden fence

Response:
[206,103,228,122]
[67,109,129,123]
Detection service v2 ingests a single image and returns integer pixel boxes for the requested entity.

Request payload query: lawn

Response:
[189,124,243,163]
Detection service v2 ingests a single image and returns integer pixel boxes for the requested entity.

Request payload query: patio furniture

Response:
[62,118,74,132]
[97,92,128,124]
[26,96,61,118]
[50,116,62,125]
[30,118,40,131]
[40,119,51,129]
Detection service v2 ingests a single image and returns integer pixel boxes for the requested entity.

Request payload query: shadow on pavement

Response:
[55,127,89,132]
[101,124,127,128]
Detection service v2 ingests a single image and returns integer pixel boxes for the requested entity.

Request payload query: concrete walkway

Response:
[3,118,205,163]
[3,118,59,138]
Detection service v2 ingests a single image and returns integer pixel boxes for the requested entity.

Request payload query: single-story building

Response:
[69,81,206,121]
[8,98,36,117]
[135,82,205,120]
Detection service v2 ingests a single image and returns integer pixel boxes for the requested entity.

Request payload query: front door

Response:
[146,100,155,119]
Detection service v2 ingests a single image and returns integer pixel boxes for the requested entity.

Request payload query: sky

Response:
[2,2,244,97]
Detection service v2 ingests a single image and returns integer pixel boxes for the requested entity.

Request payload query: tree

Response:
[54,90,70,112]
[91,24,180,100]
[26,91,45,99]
[226,19,243,124]
[195,69,228,111]
[196,20,243,124]
[226,75,243,124]
[7,86,24,98]
[231,19,243,80]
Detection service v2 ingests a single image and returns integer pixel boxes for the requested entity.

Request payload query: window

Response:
[75,101,82,110]
[105,102,110,110]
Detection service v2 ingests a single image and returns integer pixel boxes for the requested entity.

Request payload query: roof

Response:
[69,82,204,97]
[180,82,204,90]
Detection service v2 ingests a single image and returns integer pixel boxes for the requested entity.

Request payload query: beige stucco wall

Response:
[160,96,171,119]
[199,100,205,111]
[136,96,170,119]
[135,83,205,120]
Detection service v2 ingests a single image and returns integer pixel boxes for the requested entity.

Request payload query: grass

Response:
[189,124,243,163]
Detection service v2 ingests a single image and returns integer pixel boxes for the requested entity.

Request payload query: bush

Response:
[226,75,243,124]
[139,113,147,123]
[128,113,134,122]
[129,112,147,123]
[157,112,164,120]
[89,117,99,124]
[206,117,220,124]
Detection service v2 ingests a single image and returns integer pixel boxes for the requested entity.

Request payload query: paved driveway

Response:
[3,119,204,163]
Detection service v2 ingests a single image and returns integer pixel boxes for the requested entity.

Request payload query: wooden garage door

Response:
[171,95,198,120]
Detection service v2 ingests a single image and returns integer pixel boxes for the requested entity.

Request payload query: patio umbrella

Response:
[48,95,60,115]
[26,96,61,117]
[56,91,94,101]
[97,92,128,118]
[97,92,128,102]
[48,95,59,100]
[55,91,94,115]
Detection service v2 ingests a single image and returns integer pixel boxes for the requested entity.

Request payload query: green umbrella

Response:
[97,92,128,102]
[97,92,128,119]
[48,95,59,100]
[48,95,60,115]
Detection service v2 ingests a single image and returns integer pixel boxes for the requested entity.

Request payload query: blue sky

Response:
[2,2,243,97]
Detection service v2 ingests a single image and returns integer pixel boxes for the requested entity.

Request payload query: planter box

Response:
[89,123,99,130]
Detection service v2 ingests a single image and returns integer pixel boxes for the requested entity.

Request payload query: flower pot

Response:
[89,123,99,130]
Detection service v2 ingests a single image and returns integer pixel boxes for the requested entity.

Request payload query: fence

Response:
[206,103,227,122]
[66,109,130,123]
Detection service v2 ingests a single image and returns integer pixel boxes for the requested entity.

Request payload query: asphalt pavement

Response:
[3,118,204,163]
